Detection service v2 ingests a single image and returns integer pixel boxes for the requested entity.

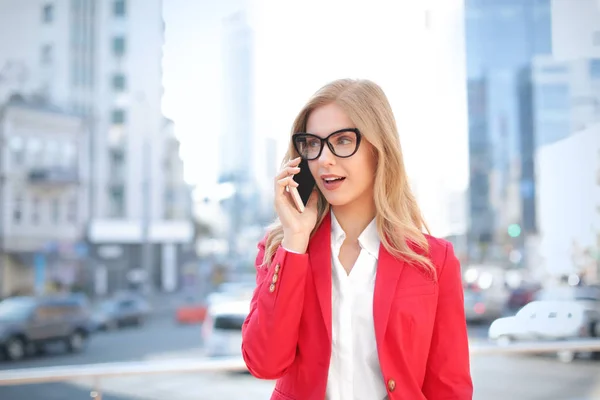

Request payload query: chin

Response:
[322,193,353,207]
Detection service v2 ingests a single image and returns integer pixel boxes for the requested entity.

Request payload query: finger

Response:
[275,166,301,180]
[286,157,302,167]
[276,176,298,192]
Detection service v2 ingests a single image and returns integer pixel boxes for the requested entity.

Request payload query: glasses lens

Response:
[294,135,321,160]
[328,130,358,157]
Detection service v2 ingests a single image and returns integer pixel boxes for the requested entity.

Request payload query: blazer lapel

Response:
[309,213,332,344]
[373,243,406,348]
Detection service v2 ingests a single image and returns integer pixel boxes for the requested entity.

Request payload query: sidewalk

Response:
[73,370,274,400]
[69,348,274,400]
[67,346,600,400]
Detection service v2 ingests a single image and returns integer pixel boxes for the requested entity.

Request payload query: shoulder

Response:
[424,234,452,259]
[423,234,458,275]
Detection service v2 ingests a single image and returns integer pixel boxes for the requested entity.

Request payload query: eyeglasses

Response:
[292,128,362,161]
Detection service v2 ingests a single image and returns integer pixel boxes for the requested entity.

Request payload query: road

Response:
[0,318,598,400]
[0,315,203,399]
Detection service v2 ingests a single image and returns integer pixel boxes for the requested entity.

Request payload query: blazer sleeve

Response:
[422,241,473,399]
[241,237,309,379]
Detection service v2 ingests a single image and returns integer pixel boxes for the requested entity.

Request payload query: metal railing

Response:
[0,339,599,399]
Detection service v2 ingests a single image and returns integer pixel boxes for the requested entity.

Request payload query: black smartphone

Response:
[289,159,316,212]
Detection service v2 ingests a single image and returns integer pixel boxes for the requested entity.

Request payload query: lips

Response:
[321,174,346,190]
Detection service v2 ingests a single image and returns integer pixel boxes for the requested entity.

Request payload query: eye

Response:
[307,138,321,148]
[335,136,354,145]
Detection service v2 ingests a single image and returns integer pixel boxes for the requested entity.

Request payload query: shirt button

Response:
[274,264,280,272]
[269,283,276,292]
[272,273,278,283]
[387,379,396,392]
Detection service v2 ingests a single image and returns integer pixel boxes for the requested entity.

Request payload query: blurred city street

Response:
[1,0,600,399]
[0,319,598,400]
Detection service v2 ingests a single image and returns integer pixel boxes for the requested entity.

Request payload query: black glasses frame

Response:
[292,128,362,160]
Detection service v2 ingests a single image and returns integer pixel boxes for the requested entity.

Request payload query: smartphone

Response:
[288,159,316,213]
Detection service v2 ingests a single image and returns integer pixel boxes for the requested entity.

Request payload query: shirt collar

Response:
[330,211,380,259]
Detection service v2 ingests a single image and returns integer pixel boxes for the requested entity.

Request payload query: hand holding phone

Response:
[274,157,319,253]
[288,159,316,213]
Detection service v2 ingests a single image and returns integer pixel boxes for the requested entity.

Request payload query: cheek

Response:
[350,155,376,187]
[308,161,319,181]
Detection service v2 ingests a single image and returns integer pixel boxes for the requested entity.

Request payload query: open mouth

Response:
[322,176,346,190]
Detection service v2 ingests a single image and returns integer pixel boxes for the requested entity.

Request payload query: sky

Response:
[161,0,470,234]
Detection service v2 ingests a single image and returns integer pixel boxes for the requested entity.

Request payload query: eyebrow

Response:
[303,127,357,138]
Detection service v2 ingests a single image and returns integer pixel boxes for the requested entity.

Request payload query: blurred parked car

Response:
[92,294,151,331]
[202,299,249,358]
[205,281,255,307]
[463,266,510,322]
[489,300,597,343]
[0,295,93,361]
[507,283,541,310]
[177,280,255,325]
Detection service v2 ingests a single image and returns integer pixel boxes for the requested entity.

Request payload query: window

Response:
[41,44,53,65]
[28,139,42,166]
[51,198,60,224]
[536,84,569,110]
[111,109,126,125]
[112,73,126,91]
[112,36,126,57]
[109,147,126,183]
[63,141,77,167]
[13,195,23,224]
[45,140,59,167]
[32,197,40,225]
[539,65,568,75]
[9,136,24,166]
[67,196,78,223]
[114,0,126,17]
[42,4,54,23]
[590,59,600,80]
[110,185,125,218]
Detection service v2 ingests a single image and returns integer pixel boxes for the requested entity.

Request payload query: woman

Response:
[241,79,473,400]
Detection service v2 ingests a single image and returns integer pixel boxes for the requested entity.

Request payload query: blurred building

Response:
[0,0,193,295]
[219,9,272,259]
[162,118,192,221]
[532,0,600,283]
[550,0,600,62]
[0,95,88,297]
[464,0,553,264]
[536,124,600,282]
[531,56,600,145]
[465,0,600,271]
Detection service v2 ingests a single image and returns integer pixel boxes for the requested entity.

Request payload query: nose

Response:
[318,144,336,167]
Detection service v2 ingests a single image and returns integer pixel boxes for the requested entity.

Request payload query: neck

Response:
[331,195,376,241]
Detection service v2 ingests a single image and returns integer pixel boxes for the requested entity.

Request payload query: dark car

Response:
[92,294,151,331]
[0,295,93,361]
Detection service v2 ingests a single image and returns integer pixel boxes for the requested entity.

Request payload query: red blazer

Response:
[242,214,473,400]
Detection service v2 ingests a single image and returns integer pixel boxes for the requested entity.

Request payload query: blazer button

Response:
[387,379,396,392]
[269,283,276,292]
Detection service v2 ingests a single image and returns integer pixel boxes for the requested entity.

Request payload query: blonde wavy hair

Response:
[263,79,435,276]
